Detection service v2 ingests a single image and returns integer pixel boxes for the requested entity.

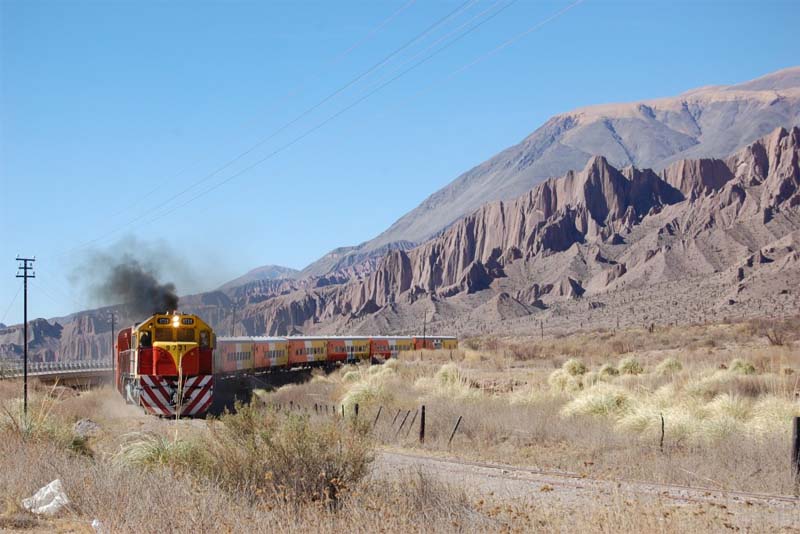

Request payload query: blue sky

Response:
[1,0,798,324]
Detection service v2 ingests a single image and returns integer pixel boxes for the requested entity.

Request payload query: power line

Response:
[82,2,420,232]
[57,0,477,256]
[0,282,22,325]
[136,0,518,221]
[408,0,587,101]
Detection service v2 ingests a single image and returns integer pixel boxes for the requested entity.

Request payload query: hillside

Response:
[300,66,800,277]
[233,126,800,337]
[218,264,300,291]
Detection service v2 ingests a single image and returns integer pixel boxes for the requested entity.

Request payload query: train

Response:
[115,311,457,417]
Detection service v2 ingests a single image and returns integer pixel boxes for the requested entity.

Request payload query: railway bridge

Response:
[0,360,112,387]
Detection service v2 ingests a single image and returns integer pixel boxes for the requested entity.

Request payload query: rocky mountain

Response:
[3,107,800,362]
[301,66,800,278]
[229,126,800,336]
[218,264,299,290]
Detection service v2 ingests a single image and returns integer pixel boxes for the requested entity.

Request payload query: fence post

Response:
[419,405,426,444]
[391,408,401,425]
[448,415,462,446]
[792,416,800,488]
[341,405,344,418]
[660,413,665,452]
[373,406,383,427]
[289,401,293,411]
[354,403,359,419]
[395,410,411,437]
[405,409,419,437]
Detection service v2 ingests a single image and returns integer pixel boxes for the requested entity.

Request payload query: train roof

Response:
[217,336,287,342]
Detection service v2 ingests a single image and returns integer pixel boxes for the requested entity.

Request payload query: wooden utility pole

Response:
[422,310,427,349]
[15,256,35,418]
[110,311,115,384]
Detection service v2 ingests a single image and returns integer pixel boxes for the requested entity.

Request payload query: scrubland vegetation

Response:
[0,317,798,532]
[267,316,800,494]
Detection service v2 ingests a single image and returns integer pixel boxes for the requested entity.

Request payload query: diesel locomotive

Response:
[115,311,457,417]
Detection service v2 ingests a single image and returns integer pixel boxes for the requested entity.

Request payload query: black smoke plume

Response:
[99,258,179,318]
[74,238,189,320]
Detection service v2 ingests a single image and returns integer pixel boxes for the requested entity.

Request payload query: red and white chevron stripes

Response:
[139,375,213,417]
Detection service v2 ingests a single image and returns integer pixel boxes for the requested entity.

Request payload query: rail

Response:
[0,360,112,379]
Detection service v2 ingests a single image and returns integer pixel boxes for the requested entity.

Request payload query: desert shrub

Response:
[729,358,756,375]
[562,358,587,376]
[598,363,619,379]
[0,390,89,455]
[342,370,361,382]
[115,432,202,470]
[341,378,393,412]
[203,403,374,502]
[618,357,643,375]
[655,357,682,375]
[547,369,583,393]
[561,384,632,418]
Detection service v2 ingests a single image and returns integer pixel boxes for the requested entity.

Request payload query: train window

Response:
[178,328,195,342]
[155,328,173,342]
[181,318,195,325]
[157,318,170,325]
[199,331,209,348]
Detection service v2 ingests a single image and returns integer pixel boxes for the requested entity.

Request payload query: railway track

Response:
[378,449,800,509]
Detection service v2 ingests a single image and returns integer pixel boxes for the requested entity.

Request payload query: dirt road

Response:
[377,450,799,528]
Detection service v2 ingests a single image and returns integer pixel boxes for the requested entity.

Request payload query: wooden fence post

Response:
[354,403,359,419]
[419,405,426,444]
[341,405,344,418]
[660,413,665,452]
[391,408,401,425]
[448,415,462,446]
[792,416,800,487]
[373,406,383,427]
[405,409,419,437]
[395,410,411,437]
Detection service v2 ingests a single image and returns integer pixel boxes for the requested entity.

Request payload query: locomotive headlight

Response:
[172,315,180,328]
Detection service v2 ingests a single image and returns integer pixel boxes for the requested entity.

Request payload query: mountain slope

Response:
[235,126,800,336]
[218,264,299,290]
[301,66,800,277]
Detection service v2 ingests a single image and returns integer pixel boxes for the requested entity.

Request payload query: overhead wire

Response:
[57,0,478,257]
[131,0,520,221]
[0,283,22,325]
[80,0,421,230]
[407,0,587,102]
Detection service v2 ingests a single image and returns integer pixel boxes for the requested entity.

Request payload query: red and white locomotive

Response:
[116,311,457,417]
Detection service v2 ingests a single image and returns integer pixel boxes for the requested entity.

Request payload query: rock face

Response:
[300,66,800,278]
[3,131,800,359]
[235,126,800,335]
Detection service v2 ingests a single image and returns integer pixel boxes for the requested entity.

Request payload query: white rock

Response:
[22,479,70,516]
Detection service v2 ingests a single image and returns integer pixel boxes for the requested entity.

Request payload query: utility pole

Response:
[422,310,427,349]
[231,304,237,337]
[15,256,35,418]
[110,311,115,384]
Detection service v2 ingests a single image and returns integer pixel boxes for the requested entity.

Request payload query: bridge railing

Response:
[0,359,112,378]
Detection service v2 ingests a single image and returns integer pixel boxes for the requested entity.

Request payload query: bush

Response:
[548,369,583,393]
[655,357,682,375]
[561,384,632,418]
[203,403,374,503]
[562,358,587,376]
[730,358,756,375]
[619,357,643,375]
[598,363,619,379]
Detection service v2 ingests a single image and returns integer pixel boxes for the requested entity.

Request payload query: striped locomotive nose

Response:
[139,375,214,416]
